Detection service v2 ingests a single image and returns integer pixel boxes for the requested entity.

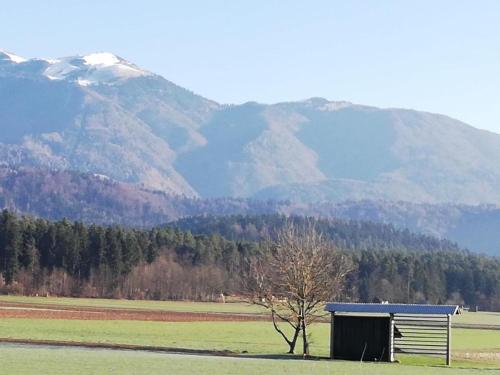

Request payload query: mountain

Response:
[0,50,217,196]
[2,50,500,205]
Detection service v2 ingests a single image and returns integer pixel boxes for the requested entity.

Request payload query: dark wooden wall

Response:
[332,316,390,361]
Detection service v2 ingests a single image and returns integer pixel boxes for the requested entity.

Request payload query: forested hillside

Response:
[171,215,460,253]
[1,211,499,310]
[305,200,500,256]
[0,167,282,226]
[3,167,500,256]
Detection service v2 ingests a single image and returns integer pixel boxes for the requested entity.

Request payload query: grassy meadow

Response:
[0,296,499,373]
[1,343,498,375]
[0,318,499,366]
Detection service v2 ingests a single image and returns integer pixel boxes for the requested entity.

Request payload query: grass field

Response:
[0,318,499,365]
[1,295,499,327]
[454,311,500,327]
[0,319,327,355]
[0,296,499,373]
[0,343,497,375]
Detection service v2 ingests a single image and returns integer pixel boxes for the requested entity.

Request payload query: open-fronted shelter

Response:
[325,303,460,365]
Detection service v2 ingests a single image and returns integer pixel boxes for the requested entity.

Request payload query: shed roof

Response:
[325,303,459,315]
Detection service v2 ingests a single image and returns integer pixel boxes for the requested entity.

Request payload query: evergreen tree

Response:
[104,227,123,276]
[19,221,38,271]
[0,211,21,284]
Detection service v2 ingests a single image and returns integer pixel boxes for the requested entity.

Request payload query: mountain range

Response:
[3,49,500,204]
[2,49,500,256]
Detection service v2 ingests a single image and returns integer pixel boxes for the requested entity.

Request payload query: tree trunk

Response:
[287,325,301,354]
[270,310,301,354]
[302,319,309,357]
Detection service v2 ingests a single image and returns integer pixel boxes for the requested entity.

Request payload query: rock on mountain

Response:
[3,50,500,205]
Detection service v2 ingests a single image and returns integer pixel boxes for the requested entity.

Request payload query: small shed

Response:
[325,303,459,365]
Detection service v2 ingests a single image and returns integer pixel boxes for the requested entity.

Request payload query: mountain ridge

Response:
[2,50,500,205]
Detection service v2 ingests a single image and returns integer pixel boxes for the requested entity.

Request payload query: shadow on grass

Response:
[0,339,329,362]
[239,353,328,361]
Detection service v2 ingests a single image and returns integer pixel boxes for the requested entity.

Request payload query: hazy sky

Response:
[1,1,499,132]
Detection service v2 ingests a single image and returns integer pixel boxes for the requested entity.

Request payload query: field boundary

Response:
[0,301,265,315]
[0,301,269,322]
[453,324,500,331]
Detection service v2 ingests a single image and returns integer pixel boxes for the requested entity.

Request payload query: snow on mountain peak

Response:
[83,52,120,66]
[0,49,27,63]
[40,52,151,86]
[0,49,151,86]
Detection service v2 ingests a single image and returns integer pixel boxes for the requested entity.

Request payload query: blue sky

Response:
[1,1,499,132]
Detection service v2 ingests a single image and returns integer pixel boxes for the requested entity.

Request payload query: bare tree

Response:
[244,220,351,356]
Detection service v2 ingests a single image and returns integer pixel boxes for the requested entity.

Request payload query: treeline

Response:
[0,211,499,310]
[0,210,259,300]
[346,250,500,310]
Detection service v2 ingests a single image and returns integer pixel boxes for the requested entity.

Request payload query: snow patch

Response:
[44,58,79,79]
[0,49,27,63]
[2,49,151,86]
[77,78,92,86]
[41,52,150,85]
[83,52,120,66]
[42,58,60,64]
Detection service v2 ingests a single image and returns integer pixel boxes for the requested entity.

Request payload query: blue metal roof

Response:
[325,303,459,315]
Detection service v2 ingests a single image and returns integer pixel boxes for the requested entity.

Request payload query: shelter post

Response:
[446,314,451,366]
[330,312,335,359]
[389,313,395,362]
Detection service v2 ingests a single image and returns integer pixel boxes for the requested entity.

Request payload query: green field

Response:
[0,319,326,355]
[0,343,497,375]
[0,296,499,373]
[454,311,500,327]
[0,318,499,366]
